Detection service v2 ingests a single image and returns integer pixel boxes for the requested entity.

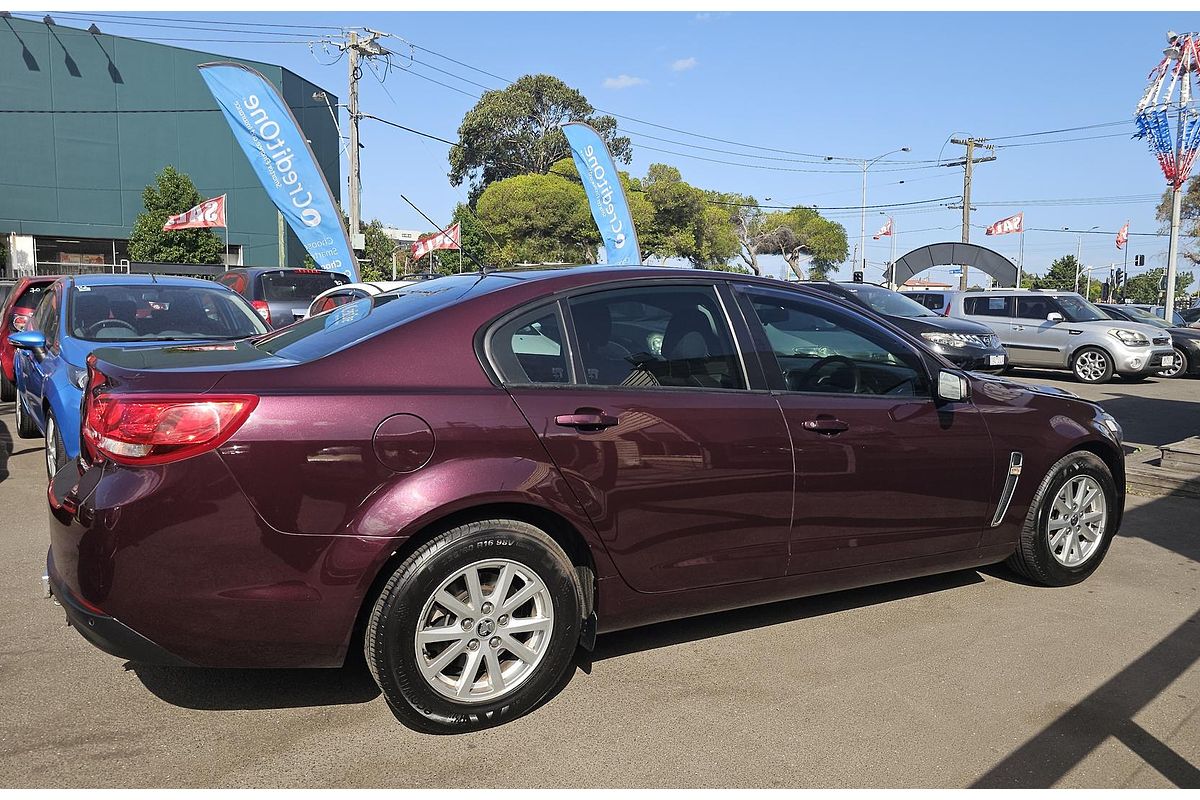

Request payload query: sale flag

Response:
[873,217,893,239]
[985,212,1024,236]
[1116,220,1129,250]
[412,222,461,261]
[163,195,226,231]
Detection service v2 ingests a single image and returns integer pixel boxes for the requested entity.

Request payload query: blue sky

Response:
[38,10,1195,283]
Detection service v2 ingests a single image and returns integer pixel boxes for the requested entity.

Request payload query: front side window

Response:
[1053,295,1107,323]
[747,291,929,397]
[963,295,1014,318]
[567,285,746,390]
[259,271,348,302]
[31,289,59,349]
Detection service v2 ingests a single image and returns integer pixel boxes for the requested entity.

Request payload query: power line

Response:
[707,195,959,211]
[43,10,343,32]
[987,119,1132,141]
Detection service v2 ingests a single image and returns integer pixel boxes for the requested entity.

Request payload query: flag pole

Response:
[1017,231,1024,288]
[224,194,230,271]
[889,217,896,288]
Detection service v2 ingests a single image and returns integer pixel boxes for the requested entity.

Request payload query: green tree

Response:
[474,171,599,267]
[1155,175,1200,265]
[127,165,223,264]
[1122,267,1195,304]
[356,219,395,281]
[449,74,631,201]
[1039,255,1082,291]
[755,206,848,279]
[637,165,739,268]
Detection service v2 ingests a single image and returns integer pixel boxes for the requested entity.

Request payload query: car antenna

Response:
[399,195,490,274]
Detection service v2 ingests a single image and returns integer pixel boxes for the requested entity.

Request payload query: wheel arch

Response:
[344,500,599,666]
[1069,438,1125,528]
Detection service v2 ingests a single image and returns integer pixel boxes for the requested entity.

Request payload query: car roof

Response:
[68,274,222,288]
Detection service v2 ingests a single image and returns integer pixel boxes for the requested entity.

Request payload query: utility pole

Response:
[943,137,996,289]
[337,28,391,256]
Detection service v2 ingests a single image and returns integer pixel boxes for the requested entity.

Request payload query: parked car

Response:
[215,267,350,329]
[305,280,415,318]
[0,279,15,308]
[805,282,1008,372]
[48,267,1126,733]
[9,274,268,476]
[1098,303,1200,378]
[1,276,59,401]
[899,288,953,315]
[924,289,1174,384]
[1180,306,1200,326]
[1118,303,1190,328]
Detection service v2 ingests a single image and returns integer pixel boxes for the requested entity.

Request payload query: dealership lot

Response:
[0,373,1198,789]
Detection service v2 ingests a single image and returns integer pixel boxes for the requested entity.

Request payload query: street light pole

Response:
[828,147,909,278]
[1068,226,1099,293]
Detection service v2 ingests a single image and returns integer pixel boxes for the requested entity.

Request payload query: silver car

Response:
[923,289,1175,384]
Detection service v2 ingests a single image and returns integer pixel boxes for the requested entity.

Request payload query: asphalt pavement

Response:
[0,375,1198,788]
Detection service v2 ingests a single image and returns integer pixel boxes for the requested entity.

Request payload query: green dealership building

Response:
[0,14,341,275]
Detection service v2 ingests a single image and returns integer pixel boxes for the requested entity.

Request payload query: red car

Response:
[47,268,1125,733]
[1,276,59,401]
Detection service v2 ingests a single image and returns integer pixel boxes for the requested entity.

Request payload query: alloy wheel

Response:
[1157,347,1186,378]
[1046,475,1107,567]
[45,415,57,477]
[413,558,555,705]
[1074,351,1108,382]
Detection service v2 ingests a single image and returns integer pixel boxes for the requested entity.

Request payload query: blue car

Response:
[9,274,269,476]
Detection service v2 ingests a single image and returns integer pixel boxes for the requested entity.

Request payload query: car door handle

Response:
[555,410,619,430]
[802,417,850,435]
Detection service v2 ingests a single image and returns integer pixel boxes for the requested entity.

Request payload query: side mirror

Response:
[937,370,970,403]
[8,330,46,357]
[1046,312,1064,323]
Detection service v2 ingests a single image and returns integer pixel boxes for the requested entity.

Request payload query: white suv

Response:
[926,289,1175,384]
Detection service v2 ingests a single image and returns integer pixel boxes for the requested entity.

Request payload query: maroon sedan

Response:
[48,267,1125,733]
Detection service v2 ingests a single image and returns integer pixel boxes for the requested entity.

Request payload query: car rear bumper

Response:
[47,456,393,669]
[47,549,194,666]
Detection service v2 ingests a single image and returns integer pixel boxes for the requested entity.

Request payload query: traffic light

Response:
[852,271,864,283]
[1101,281,1111,301]
[1115,269,1125,286]
[1134,254,1145,267]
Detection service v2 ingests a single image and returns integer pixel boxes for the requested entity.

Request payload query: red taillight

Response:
[251,300,272,325]
[11,313,30,331]
[82,392,257,467]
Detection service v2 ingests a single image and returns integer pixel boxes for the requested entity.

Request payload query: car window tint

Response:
[491,307,571,385]
[748,292,929,397]
[567,285,746,390]
[13,283,46,312]
[259,271,348,302]
[31,290,57,346]
[963,295,1013,317]
[908,293,944,311]
[1015,296,1054,320]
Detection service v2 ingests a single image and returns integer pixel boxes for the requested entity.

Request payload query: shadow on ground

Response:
[129,657,381,711]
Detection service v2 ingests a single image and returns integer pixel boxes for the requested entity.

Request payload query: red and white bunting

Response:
[872,218,893,239]
[984,212,1023,236]
[162,195,227,231]
[1116,220,1129,250]
[411,222,461,261]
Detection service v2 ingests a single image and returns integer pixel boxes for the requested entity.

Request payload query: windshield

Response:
[1055,295,1108,323]
[836,283,937,317]
[69,284,267,342]
[1120,306,1174,329]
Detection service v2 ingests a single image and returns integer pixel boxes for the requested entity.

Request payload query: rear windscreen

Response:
[259,271,348,302]
[69,284,267,342]
[253,276,477,362]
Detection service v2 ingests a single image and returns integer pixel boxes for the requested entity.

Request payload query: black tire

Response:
[1158,347,1188,379]
[44,411,67,478]
[1005,451,1118,586]
[14,393,39,439]
[365,519,583,734]
[0,373,14,403]
[1070,346,1114,384]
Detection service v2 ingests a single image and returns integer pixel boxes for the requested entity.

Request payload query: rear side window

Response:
[13,283,47,311]
[567,285,746,390]
[259,271,348,302]
[963,295,1013,318]
[490,306,571,385]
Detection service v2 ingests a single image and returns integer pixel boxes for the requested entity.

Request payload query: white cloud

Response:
[603,74,647,90]
[671,56,698,72]
[694,12,730,21]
